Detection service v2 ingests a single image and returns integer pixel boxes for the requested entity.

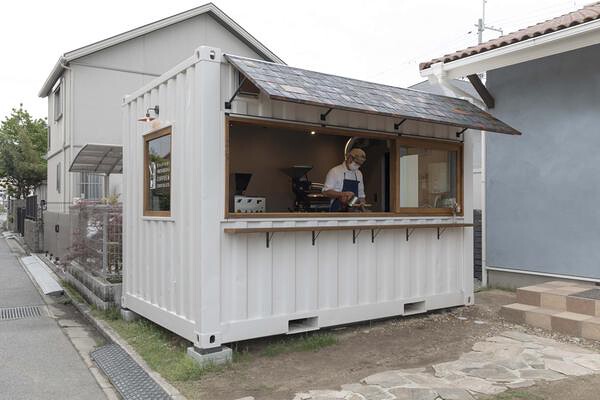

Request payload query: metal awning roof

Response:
[69,144,123,174]
[225,54,521,135]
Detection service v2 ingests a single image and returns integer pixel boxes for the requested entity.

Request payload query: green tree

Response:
[0,105,48,199]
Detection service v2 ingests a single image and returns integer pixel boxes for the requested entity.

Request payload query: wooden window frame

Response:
[143,126,172,217]
[225,116,463,219]
[393,137,463,217]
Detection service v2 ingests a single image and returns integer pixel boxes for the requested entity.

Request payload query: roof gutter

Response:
[420,18,600,79]
[38,56,67,98]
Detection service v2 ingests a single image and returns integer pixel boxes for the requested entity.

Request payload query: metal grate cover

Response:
[572,288,600,300]
[0,305,43,321]
[91,344,170,400]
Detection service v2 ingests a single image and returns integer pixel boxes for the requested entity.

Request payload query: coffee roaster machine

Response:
[280,165,330,212]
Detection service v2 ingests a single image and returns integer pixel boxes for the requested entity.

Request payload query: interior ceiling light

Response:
[138,105,160,122]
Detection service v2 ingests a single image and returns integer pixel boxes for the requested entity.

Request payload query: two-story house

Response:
[38,3,283,257]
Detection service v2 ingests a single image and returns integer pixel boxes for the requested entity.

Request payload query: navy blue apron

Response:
[329,171,359,212]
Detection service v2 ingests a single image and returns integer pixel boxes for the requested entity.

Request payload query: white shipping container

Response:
[122,46,481,352]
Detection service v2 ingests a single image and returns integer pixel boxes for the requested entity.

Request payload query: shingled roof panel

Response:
[226,54,520,135]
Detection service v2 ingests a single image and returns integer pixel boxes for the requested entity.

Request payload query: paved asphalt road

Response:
[0,235,106,400]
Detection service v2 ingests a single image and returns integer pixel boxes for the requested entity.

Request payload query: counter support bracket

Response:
[437,227,447,240]
[265,232,275,248]
[352,229,363,244]
[312,230,321,246]
[406,228,415,241]
[371,229,381,243]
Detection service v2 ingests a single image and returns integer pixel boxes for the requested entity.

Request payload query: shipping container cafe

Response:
[122,46,520,354]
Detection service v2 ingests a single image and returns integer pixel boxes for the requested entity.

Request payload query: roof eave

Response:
[420,18,600,79]
[38,57,66,98]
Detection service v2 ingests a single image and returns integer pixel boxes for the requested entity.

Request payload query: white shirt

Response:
[322,162,365,198]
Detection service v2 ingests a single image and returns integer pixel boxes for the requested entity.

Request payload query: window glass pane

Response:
[147,134,171,212]
[78,172,103,200]
[399,147,457,208]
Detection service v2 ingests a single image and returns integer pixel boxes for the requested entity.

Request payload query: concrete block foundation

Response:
[120,308,140,322]
[187,346,232,367]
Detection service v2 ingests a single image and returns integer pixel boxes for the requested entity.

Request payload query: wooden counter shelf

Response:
[224,223,474,247]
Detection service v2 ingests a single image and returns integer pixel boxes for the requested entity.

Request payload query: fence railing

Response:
[25,195,37,220]
[68,201,123,279]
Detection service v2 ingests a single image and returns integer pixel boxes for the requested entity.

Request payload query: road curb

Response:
[13,240,186,400]
[36,251,187,399]
[67,298,187,400]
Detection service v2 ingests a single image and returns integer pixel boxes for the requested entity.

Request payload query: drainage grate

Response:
[91,344,170,400]
[0,305,43,321]
[572,288,600,300]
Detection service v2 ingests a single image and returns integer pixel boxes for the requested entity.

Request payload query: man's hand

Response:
[340,191,355,204]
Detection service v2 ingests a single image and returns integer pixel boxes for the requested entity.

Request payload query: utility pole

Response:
[475,0,503,44]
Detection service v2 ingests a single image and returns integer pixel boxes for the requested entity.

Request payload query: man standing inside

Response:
[322,148,367,212]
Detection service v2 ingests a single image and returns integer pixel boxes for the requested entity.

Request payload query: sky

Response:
[0,0,584,121]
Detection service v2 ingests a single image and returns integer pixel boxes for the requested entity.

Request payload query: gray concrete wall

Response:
[43,211,75,261]
[486,43,600,280]
[24,219,43,252]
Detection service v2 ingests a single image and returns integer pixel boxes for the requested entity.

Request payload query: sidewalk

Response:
[0,236,106,400]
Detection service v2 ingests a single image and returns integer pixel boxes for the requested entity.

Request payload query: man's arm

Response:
[322,168,354,203]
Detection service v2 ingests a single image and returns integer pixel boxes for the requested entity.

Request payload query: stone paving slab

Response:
[292,330,600,400]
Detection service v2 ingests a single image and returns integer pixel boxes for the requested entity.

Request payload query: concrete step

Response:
[501,303,600,341]
[516,280,599,315]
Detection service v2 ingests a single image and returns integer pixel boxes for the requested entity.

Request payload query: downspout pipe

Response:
[423,62,489,288]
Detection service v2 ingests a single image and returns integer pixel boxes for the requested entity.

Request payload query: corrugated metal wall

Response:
[122,48,474,347]
[123,59,200,341]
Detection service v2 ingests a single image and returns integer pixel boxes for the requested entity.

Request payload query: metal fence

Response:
[25,195,37,220]
[68,201,123,278]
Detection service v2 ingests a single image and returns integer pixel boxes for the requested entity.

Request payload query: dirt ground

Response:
[176,290,600,400]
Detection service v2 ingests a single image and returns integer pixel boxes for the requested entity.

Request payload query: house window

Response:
[47,126,51,152]
[53,83,63,121]
[56,162,61,193]
[78,172,103,200]
[397,139,462,213]
[144,127,172,216]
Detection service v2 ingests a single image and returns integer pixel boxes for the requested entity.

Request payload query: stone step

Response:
[516,280,599,315]
[501,303,600,341]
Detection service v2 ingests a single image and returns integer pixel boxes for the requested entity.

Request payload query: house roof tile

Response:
[420,2,600,70]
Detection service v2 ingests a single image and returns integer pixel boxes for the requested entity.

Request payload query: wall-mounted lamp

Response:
[310,130,316,135]
[138,105,160,122]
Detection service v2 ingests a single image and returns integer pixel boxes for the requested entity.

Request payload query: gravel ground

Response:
[174,290,600,400]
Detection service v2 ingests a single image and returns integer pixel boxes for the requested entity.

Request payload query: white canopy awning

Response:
[69,144,123,175]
